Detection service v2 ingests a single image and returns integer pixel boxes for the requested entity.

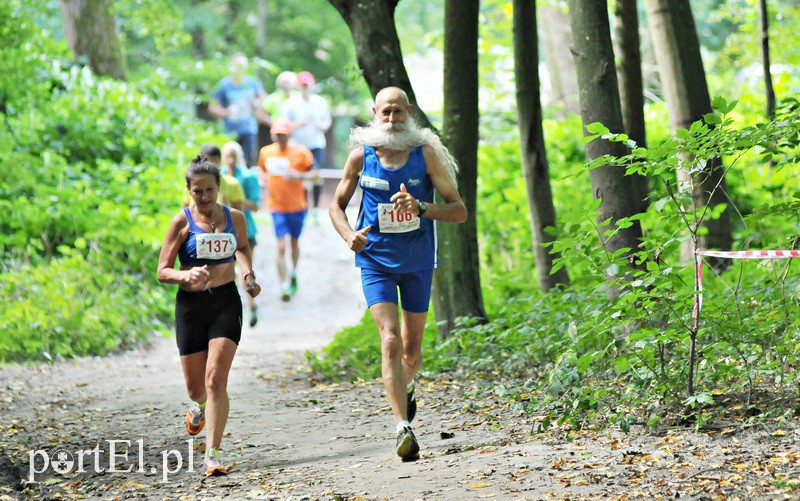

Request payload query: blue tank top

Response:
[178,205,238,267]
[355,146,436,272]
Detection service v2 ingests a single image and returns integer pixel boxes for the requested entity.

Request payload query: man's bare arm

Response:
[329,148,371,252]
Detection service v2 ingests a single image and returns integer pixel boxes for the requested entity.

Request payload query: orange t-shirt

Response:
[257,143,314,213]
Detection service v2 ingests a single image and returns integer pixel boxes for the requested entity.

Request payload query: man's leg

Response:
[290,238,300,269]
[363,270,420,460]
[272,213,292,300]
[369,302,408,424]
[400,310,427,384]
[276,236,290,301]
[397,270,433,423]
[237,133,258,167]
[287,211,305,294]
[310,148,325,212]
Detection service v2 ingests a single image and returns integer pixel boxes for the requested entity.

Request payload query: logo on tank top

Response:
[407,178,421,186]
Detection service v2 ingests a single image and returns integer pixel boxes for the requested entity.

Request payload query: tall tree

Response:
[644,0,733,255]
[614,0,649,212]
[758,0,776,121]
[759,0,776,170]
[224,0,239,46]
[327,0,431,129]
[512,0,570,290]
[567,0,645,298]
[255,0,269,65]
[538,5,580,116]
[59,0,127,80]
[432,0,487,336]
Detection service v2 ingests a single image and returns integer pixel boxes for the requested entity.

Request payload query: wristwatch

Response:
[417,201,428,217]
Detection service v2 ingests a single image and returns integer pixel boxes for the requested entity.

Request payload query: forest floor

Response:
[3,212,800,500]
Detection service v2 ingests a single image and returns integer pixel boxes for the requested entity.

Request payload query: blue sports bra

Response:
[178,205,238,267]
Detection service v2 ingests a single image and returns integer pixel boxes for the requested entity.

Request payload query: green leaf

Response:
[585,122,610,135]
[711,96,728,111]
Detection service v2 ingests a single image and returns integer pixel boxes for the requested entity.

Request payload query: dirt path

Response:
[3,212,800,499]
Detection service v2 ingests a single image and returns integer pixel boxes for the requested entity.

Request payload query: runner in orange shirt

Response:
[257,119,319,301]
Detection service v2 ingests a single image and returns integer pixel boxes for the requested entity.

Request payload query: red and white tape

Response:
[696,249,800,259]
[693,249,799,318]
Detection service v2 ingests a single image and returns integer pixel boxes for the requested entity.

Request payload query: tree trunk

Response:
[224,0,239,46]
[187,0,206,59]
[432,0,487,336]
[758,0,775,121]
[759,0,776,170]
[538,5,580,116]
[644,0,733,257]
[513,0,570,290]
[327,0,431,129]
[59,0,127,80]
[567,0,645,298]
[255,0,269,81]
[614,0,649,212]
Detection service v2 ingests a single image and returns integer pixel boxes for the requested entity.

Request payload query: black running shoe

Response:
[249,306,258,327]
[395,426,420,460]
[407,387,417,423]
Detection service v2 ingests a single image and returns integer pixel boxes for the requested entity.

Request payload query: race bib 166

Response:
[377,203,420,233]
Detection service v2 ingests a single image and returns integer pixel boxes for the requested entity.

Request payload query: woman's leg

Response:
[203,337,238,451]
[180,351,208,403]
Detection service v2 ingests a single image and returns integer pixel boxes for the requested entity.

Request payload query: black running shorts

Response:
[175,281,242,356]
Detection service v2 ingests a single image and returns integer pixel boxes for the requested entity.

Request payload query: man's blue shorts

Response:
[272,210,307,239]
[360,268,433,313]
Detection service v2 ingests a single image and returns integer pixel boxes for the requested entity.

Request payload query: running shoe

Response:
[407,385,417,423]
[185,402,205,436]
[395,426,420,460]
[281,284,291,302]
[203,450,228,476]
[289,273,298,295]
[249,306,258,327]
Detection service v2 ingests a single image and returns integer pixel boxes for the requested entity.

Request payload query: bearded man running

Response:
[329,87,467,460]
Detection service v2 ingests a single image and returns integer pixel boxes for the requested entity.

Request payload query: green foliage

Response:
[0,7,224,362]
[117,0,369,105]
[0,253,171,362]
[314,97,800,431]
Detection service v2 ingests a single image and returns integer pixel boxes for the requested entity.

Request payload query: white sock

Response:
[396,420,410,433]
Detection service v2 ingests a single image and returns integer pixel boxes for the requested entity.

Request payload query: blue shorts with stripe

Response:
[360,268,433,313]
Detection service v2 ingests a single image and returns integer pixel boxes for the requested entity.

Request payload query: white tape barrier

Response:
[319,168,344,179]
[693,249,800,318]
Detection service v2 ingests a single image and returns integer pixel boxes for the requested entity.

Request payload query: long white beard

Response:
[349,117,459,184]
